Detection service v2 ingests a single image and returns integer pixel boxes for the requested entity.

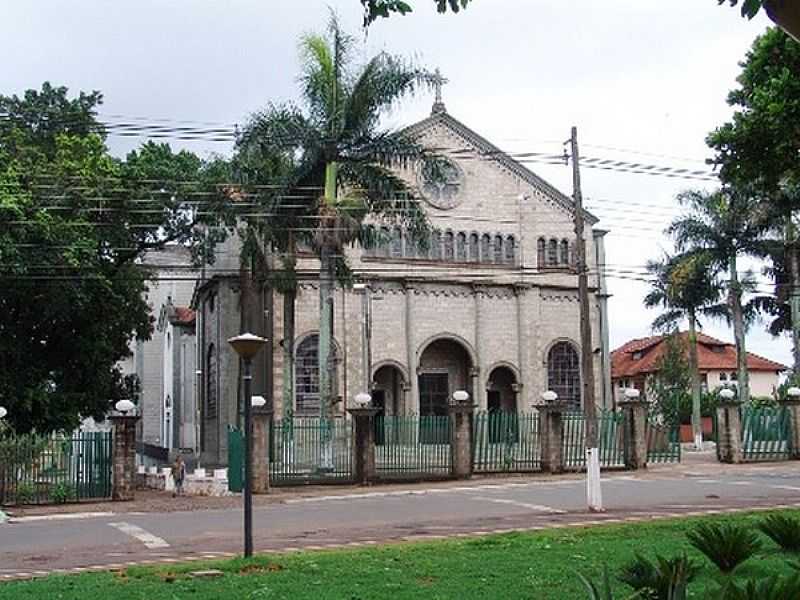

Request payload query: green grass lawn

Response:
[3,510,800,599]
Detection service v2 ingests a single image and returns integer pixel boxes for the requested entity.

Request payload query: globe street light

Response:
[787,387,800,400]
[719,387,736,401]
[115,399,135,414]
[228,332,268,559]
[354,392,372,408]
[0,407,6,420]
[623,388,640,401]
[251,395,267,409]
[452,390,469,404]
[541,390,558,403]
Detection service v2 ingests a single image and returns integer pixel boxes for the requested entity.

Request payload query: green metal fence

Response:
[646,418,681,464]
[0,431,112,505]
[270,417,353,485]
[473,411,541,473]
[563,410,625,469]
[741,405,791,462]
[227,426,244,493]
[375,415,451,479]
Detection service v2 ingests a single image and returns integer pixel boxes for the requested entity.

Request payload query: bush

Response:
[713,574,800,599]
[686,522,762,573]
[14,482,36,505]
[618,553,696,600]
[759,514,800,553]
[49,482,75,504]
[578,566,641,600]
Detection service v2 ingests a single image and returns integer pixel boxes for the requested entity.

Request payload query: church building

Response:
[193,92,613,466]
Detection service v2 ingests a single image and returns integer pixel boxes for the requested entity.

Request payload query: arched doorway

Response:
[417,337,474,416]
[486,366,517,413]
[547,341,581,409]
[372,363,406,445]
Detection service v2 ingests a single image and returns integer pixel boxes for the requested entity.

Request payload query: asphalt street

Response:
[2,461,800,578]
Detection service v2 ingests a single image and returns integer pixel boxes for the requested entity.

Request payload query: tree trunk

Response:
[282,236,297,419]
[318,243,336,421]
[687,311,703,451]
[785,230,800,375]
[729,255,750,404]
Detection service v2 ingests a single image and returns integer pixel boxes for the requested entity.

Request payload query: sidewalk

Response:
[4,452,792,519]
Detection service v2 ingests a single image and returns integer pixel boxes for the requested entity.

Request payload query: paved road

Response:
[2,461,800,579]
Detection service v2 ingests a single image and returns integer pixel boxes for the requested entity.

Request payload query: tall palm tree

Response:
[237,14,442,428]
[645,253,723,449]
[667,188,765,405]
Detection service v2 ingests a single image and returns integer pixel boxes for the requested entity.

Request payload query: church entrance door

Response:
[418,373,449,444]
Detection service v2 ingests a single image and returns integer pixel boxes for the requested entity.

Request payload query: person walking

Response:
[171,455,186,497]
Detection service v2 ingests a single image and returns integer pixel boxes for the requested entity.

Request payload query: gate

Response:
[0,431,112,505]
[375,415,451,479]
[741,405,791,462]
[563,410,625,469]
[472,411,540,472]
[270,417,353,485]
[646,417,681,464]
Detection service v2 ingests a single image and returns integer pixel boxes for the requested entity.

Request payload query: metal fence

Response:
[563,410,626,469]
[646,418,681,464]
[0,431,112,505]
[270,417,353,485]
[375,415,451,479]
[741,405,791,462]
[473,411,541,473]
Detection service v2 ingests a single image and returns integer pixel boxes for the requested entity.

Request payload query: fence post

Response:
[536,403,565,474]
[110,414,139,501]
[780,397,800,460]
[620,400,648,470]
[251,408,272,494]
[449,403,475,479]
[348,407,380,485]
[716,400,743,464]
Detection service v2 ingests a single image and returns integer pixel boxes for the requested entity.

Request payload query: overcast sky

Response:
[4,1,789,366]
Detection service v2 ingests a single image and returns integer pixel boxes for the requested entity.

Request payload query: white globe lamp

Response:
[719,387,736,401]
[115,399,135,414]
[541,390,558,403]
[0,406,6,419]
[452,390,470,403]
[624,388,641,400]
[251,395,267,408]
[354,392,372,407]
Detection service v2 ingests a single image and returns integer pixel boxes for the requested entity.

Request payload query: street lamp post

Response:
[228,333,268,558]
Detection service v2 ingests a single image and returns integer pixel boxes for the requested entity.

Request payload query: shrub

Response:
[14,482,36,505]
[49,483,74,504]
[578,566,642,600]
[686,522,762,573]
[618,553,696,600]
[713,574,800,599]
[758,514,800,553]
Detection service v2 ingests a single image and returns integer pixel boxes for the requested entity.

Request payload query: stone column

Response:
[348,407,380,484]
[512,383,523,412]
[251,408,272,494]
[111,415,140,501]
[620,400,648,470]
[536,403,566,474]
[716,400,743,464]
[448,403,475,479]
[780,397,800,460]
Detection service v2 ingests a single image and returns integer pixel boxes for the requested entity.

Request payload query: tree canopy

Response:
[361,0,471,27]
[0,83,227,433]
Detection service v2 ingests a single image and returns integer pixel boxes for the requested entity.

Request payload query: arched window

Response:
[206,344,217,419]
[548,239,558,266]
[362,225,376,256]
[430,230,443,261]
[456,232,467,262]
[481,234,491,263]
[294,334,338,416]
[379,226,391,258]
[537,237,546,267]
[443,230,455,261]
[469,233,480,262]
[547,342,581,408]
[391,227,403,258]
[504,235,515,264]
[492,235,503,264]
[560,239,570,265]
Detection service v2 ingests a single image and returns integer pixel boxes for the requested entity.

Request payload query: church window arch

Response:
[537,237,546,267]
[294,334,338,416]
[456,232,467,262]
[504,235,515,264]
[443,230,455,261]
[548,239,558,266]
[493,234,504,263]
[480,234,491,263]
[390,226,403,258]
[468,233,480,262]
[560,239,570,265]
[430,230,443,261]
[547,341,581,408]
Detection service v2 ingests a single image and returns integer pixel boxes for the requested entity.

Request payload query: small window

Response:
[208,292,216,314]
[537,237,546,267]
[504,235,515,264]
[456,232,467,262]
[481,234,491,262]
[430,230,443,261]
[632,351,643,360]
[548,239,558,266]
[560,239,570,265]
[391,227,403,258]
[444,230,455,261]
[720,373,728,382]
[493,235,504,264]
[730,372,737,381]
[469,233,479,262]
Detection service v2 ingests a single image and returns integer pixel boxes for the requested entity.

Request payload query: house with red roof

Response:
[611,331,786,400]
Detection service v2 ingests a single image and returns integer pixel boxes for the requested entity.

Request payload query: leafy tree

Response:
[0,83,226,433]
[720,1,800,40]
[644,253,723,445]
[647,332,692,429]
[667,189,766,405]
[361,0,471,27]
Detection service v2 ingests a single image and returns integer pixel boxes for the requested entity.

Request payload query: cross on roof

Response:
[431,68,448,115]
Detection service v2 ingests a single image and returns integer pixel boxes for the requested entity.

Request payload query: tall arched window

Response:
[456,232,467,262]
[294,334,338,416]
[559,239,570,265]
[547,342,581,408]
[379,226,391,258]
[430,230,443,261]
[504,235,515,264]
[481,234,491,263]
[443,230,455,261]
[206,344,217,419]
[469,233,480,262]
[390,227,403,258]
[548,239,558,266]
[493,235,504,263]
[363,225,376,257]
[537,237,546,267]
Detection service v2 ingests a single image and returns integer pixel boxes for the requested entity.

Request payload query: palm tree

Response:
[237,14,442,429]
[667,188,765,405]
[645,253,723,449]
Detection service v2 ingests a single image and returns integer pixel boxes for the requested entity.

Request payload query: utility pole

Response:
[569,126,602,512]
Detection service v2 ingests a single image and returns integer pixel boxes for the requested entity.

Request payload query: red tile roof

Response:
[172,306,196,327]
[611,331,786,379]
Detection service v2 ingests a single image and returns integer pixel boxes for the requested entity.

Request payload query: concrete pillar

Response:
[780,398,800,459]
[111,415,140,501]
[716,400,743,464]
[348,407,380,484]
[448,403,475,479]
[251,408,272,494]
[620,400,648,470]
[536,403,566,474]
[512,383,523,412]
